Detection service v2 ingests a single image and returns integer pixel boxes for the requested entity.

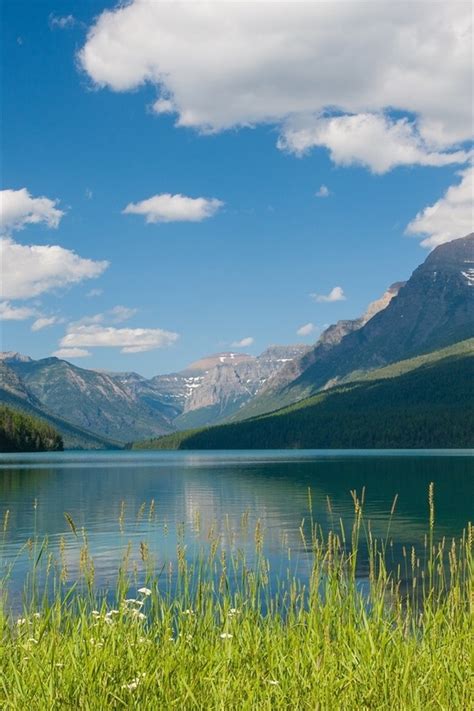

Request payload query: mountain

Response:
[110,345,310,430]
[0,344,308,446]
[233,234,474,418]
[0,404,63,453]
[135,339,474,450]
[0,361,120,449]
[1,354,174,444]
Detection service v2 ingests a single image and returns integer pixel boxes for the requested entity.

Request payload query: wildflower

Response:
[267,680,279,686]
[138,587,152,596]
[183,609,194,615]
[91,610,101,617]
[131,610,147,621]
[33,613,41,619]
[106,609,120,617]
[103,616,113,625]
[122,673,145,691]
[228,608,241,616]
[55,663,64,668]
[122,680,139,691]
[27,638,38,644]
[123,598,144,608]
[17,618,27,626]
[220,632,233,639]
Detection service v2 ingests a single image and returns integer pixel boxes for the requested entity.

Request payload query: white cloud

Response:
[279,114,471,174]
[231,337,254,348]
[60,325,179,353]
[70,305,137,328]
[296,322,317,337]
[123,193,223,223]
[406,167,474,248]
[31,316,60,332]
[53,348,91,359]
[0,301,36,321]
[49,14,76,30]
[0,236,108,299]
[0,188,64,233]
[86,288,103,298]
[315,185,330,198]
[311,287,346,303]
[80,2,472,169]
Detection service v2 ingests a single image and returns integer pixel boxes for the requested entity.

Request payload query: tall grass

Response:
[0,487,472,710]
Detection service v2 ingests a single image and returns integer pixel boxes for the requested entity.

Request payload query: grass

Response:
[0,487,472,710]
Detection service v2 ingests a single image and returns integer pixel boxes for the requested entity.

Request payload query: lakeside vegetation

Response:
[0,405,63,453]
[0,488,472,709]
[135,349,474,450]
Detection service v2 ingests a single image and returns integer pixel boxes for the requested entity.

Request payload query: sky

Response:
[1,0,472,377]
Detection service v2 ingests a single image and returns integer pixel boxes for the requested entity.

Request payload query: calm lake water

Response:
[0,450,473,603]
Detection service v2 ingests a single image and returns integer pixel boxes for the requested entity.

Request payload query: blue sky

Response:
[1,1,472,376]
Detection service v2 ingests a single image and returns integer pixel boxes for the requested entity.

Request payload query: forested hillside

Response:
[0,405,63,452]
[136,349,473,450]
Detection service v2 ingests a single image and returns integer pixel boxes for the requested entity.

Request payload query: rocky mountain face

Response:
[235,234,474,419]
[260,282,404,397]
[110,345,310,431]
[1,354,175,443]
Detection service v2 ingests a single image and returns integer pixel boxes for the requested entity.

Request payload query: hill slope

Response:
[0,362,121,450]
[0,405,63,453]
[136,343,474,450]
[234,234,474,419]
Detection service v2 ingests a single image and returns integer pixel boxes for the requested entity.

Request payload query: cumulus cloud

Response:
[79,2,472,168]
[53,348,91,359]
[0,236,108,299]
[231,337,254,348]
[60,325,179,353]
[279,114,471,174]
[123,193,223,223]
[0,188,64,233]
[406,167,474,248]
[31,316,61,332]
[311,287,346,303]
[315,185,330,198]
[0,301,36,321]
[297,322,317,337]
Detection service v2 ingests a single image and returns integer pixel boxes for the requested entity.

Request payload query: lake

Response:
[0,449,472,605]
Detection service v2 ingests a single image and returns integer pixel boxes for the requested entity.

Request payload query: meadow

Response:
[0,486,472,710]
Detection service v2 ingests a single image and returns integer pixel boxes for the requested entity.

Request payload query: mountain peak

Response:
[0,352,33,363]
[425,233,474,265]
[183,352,254,373]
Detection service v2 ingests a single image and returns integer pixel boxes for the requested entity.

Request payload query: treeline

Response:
[0,405,63,452]
[135,354,474,450]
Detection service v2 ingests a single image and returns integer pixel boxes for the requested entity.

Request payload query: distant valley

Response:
[1,234,473,449]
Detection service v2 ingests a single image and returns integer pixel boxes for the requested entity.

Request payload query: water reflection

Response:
[0,450,472,598]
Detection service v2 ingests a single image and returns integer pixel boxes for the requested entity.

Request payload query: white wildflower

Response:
[267,679,279,686]
[27,638,38,644]
[183,609,194,615]
[17,618,27,626]
[91,610,101,617]
[138,587,152,596]
[220,632,233,639]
